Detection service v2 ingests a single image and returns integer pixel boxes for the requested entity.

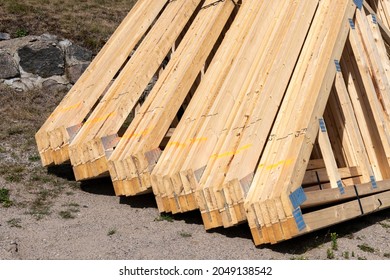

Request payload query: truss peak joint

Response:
[353,0,363,10]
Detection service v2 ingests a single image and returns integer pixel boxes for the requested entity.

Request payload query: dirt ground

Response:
[1,0,390,261]
[0,86,390,260]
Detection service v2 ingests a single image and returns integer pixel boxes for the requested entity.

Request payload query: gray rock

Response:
[66,62,90,84]
[5,77,35,91]
[0,32,11,41]
[58,39,72,50]
[0,52,19,79]
[42,79,68,92]
[18,45,64,78]
[66,44,92,64]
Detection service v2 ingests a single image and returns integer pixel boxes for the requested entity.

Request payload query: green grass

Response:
[28,189,53,219]
[59,210,75,219]
[7,218,22,228]
[0,0,138,53]
[326,248,335,260]
[358,244,375,253]
[0,188,13,207]
[154,214,174,223]
[290,255,308,260]
[379,222,390,229]
[330,232,338,251]
[28,155,41,162]
[59,203,80,219]
[342,251,350,260]
[107,229,117,236]
[179,231,192,238]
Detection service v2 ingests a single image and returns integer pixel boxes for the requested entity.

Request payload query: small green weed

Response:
[0,188,13,207]
[327,248,335,259]
[107,229,117,236]
[154,214,173,222]
[290,255,308,260]
[15,29,29,37]
[342,251,350,259]
[330,232,338,251]
[179,231,192,238]
[352,251,355,258]
[28,155,41,162]
[28,189,52,219]
[59,203,80,219]
[379,222,390,229]
[7,218,22,228]
[59,210,74,219]
[358,244,375,253]
[384,253,390,258]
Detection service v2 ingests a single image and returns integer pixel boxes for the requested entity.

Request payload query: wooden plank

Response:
[151,0,280,213]
[66,0,203,180]
[317,117,344,190]
[363,1,390,44]
[197,0,321,229]
[245,0,356,245]
[303,179,390,208]
[348,16,390,166]
[334,63,377,183]
[35,0,168,166]
[150,0,269,213]
[106,0,236,195]
[340,42,389,179]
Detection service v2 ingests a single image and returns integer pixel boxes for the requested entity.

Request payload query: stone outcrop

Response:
[0,34,92,91]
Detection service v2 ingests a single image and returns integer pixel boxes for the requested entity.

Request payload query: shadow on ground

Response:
[47,165,390,254]
[47,164,76,181]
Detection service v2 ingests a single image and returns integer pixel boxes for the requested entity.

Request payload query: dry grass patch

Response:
[0,0,137,53]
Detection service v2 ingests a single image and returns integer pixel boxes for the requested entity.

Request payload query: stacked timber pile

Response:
[36,0,390,245]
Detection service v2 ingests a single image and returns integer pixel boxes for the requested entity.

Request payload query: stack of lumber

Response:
[36,0,390,246]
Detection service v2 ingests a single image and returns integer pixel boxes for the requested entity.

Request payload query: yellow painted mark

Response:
[166,137,208,148]
[258,159,293,171]
[49,102,82,118]
[122,128,152,139]
[84,112,116,125]
[210,144,253,159]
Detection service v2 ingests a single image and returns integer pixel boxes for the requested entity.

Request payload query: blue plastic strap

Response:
[337,180,345,195]
[289,187,307,209]
[349,18,356,29]
[370,176,378,189]
[334,60,341,72]
[293,208,306,231]
[354,0,363,10]
[319,118,327,133]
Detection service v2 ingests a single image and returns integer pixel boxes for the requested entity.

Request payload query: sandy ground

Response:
[1,166,390,260]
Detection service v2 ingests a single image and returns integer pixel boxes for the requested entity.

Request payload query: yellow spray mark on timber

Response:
[84,112,116,125]
[210,144,253,159]
[49,102,82,119]
[258,159,294,171]
[166,137,208,148]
